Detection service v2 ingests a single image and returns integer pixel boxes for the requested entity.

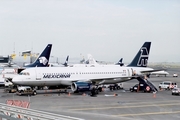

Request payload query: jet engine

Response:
[71,82,92,93]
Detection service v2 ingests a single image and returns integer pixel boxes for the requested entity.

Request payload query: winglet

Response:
[128,42,151,67]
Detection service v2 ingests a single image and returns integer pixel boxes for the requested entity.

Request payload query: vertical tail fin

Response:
[62,55,69,67]
[25,44,52,67]
[116,58,124,66]
[127,42,151,67]
[87,54,99,65]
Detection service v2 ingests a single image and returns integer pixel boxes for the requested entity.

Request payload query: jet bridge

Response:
[0,103,84,120]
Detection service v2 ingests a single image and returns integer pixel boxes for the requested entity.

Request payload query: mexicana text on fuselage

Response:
[43,73,71,78]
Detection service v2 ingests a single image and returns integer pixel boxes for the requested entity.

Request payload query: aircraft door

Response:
[36,69,41,80]
[131,68,135,76]
[127,69,130,76]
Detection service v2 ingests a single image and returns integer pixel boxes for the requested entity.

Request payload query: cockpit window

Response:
[19,72,30,75]
[19,72,23,75]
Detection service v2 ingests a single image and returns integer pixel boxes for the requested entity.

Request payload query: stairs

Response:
[137,77,158,92]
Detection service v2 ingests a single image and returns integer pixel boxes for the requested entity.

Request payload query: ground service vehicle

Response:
[16,86,37,96]
[172,88,180,95]
[4,78,17,93]
[159,81,177,90]
[130,83,152,93]
[173,73,178,77]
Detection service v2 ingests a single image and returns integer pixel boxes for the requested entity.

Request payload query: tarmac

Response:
[0,67,180,120]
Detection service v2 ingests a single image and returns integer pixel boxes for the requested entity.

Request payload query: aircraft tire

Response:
[109,86,113,91]
[159,86,161,90]
[19,90,23,96]
[130,89,133,92]
[33,91,37,95]
[98,87,102,92]
[95,89,99,94]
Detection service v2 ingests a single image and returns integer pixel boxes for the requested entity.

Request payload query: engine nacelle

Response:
[71,82,92,92]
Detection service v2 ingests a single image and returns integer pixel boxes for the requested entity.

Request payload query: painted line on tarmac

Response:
[57,100,180,108]
[115,110,180,117]
[70,103,180,111]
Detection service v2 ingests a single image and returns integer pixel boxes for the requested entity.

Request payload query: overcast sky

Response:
[0,0,179,63]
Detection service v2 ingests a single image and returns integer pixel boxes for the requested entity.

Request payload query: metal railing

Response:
[0,103,84,120]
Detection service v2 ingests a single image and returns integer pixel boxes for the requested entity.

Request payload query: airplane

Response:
[150,70,169,77]
[115,58,124,66]
[0,56,19,86]
[84,55,127,67]
[86,54,124,66]
[48,55,69,67]
[0,68,16,86]
[14,44,52,74]
[71,54,99,67]
[6,44,52,72]
[24,44,52,67]
[72,54,123,67]
[1,44,52,87]
[0,56,18,67]
[12,42,159,93]
[62,55,69,67]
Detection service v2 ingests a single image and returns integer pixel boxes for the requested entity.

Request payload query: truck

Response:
[16,86,37,96]
[4,82,37,96]
[173,73,178,77]
[159,81,177,90]
[4,78,17,93]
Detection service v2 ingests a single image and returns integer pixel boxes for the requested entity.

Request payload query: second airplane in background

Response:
[2,44,52,87]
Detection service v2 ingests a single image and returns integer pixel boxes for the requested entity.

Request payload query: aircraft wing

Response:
[140,69,165,74]
[72,76,132,84]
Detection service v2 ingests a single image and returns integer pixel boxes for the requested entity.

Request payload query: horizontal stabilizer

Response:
[140,69,165,74]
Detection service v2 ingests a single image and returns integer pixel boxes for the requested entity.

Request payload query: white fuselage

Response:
[12,66,154,86]
[151,70,169,76]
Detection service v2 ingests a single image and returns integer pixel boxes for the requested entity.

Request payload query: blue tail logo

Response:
[39,56,48,65]
[128,42,151,67]
[137,47,149,67]
[25,44,52,67]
